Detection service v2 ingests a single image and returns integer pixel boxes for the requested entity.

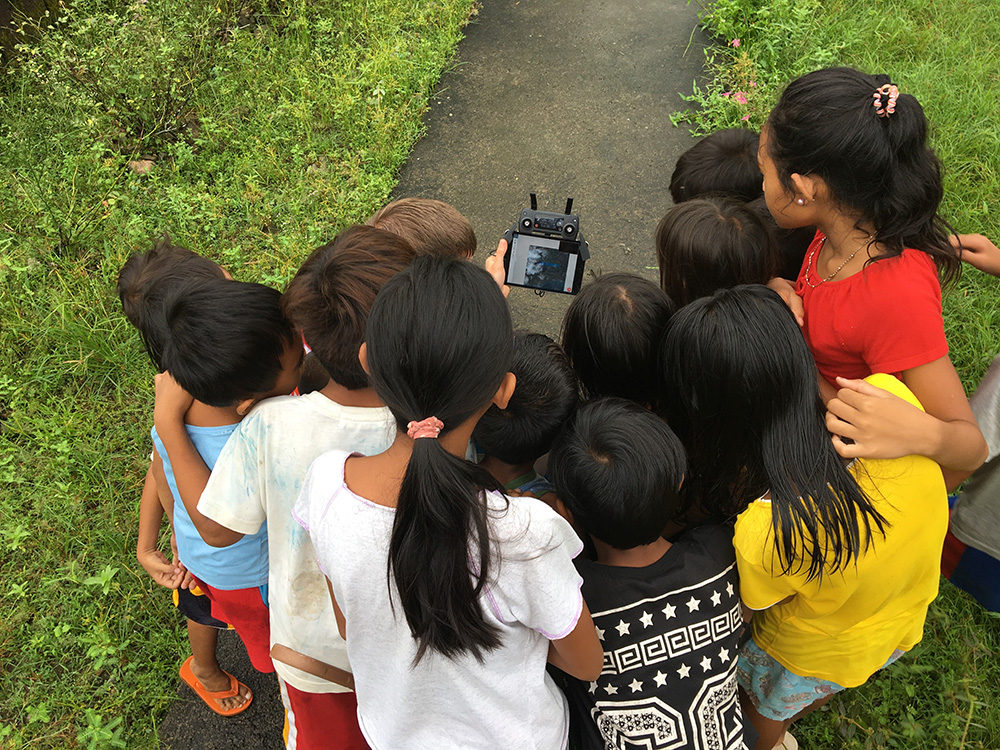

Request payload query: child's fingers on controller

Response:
[485,239,511,297]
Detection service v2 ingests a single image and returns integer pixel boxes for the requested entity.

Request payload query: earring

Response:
[796,198,806,205]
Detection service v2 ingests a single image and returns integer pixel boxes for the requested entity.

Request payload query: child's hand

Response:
[485,239,511,298]
[137,547,187,589]
[825,377,933,459]
[153,371,193,434]
[952,233,1000,277]
[766,277,804,327]
[168,533,196,590]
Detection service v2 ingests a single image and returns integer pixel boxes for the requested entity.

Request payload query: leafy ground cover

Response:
[0,0,474,745]
[681,0,1000,747]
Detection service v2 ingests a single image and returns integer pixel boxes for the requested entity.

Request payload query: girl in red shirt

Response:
[760,66,986,489]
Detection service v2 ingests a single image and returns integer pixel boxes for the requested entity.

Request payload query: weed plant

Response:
[680,0,1000,747]
[0,0,474,745]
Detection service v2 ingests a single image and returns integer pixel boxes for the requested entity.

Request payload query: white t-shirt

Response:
[293,450,585,750]
[198,392,395,693]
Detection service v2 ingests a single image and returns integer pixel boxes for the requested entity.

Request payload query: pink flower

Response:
[734,91,747,105]
[750,81,757,87]
[730,38,740,47]
[741,114,751,121]
[721,91,731,98]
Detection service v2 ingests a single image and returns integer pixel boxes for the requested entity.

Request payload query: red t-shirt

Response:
[795,231,949,386]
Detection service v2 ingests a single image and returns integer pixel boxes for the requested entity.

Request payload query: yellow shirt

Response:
[733,373,948,687]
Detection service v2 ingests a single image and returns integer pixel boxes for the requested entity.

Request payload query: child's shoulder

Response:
[865,246,940,284]
[489,492,583,558]
[245,391,333,421]
[678,523,737,560]
[243,392,392,434]
[292,448,355,528]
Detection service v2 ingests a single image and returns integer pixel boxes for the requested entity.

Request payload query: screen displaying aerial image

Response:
[508,234,578,293]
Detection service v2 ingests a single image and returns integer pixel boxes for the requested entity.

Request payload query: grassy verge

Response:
[680,0,1000,747]
[0,0,474,745]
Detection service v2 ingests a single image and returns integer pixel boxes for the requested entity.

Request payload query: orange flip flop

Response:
[178,655,253,717]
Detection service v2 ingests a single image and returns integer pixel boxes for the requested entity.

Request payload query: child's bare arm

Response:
[150,452,175,526]
[136,463,187,588]
[826,364,987,490]
[547,600,603,682]
[325,577,347,641]
[153,372,245,548]
[952,234,1000,276]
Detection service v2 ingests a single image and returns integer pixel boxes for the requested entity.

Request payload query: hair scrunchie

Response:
[872,84,899,118]
[407,416,444,439]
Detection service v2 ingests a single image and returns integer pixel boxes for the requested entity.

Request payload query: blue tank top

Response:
[152,424,269,590]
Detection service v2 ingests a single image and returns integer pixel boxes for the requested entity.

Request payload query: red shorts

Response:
[279,679,369,750]
[199,580,274,673]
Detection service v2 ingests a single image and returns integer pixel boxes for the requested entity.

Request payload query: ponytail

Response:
[391,439,504,662]
[365,257,514,661]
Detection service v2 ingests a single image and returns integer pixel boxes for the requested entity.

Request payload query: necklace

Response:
[804,233,875,288]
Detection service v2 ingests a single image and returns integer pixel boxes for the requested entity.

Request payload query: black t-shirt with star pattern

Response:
[553,524,751,750]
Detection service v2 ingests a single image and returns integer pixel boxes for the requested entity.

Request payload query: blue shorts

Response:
[736,638,904,721]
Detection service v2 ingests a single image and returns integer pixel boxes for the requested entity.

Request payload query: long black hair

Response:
[658,285,887,580]
[767,67,960,284]
[365,256,513,662]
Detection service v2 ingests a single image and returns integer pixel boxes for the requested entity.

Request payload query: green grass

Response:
[0,0,474,745]
[681,0,1000,747]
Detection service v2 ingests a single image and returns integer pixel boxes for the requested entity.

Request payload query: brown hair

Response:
[655,195,778,307]
[282,225,416,390]
[366,198,476,259]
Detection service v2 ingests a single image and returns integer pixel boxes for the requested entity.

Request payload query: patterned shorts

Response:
[736,638,904,721]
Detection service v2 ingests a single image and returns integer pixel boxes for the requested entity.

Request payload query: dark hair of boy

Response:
[767,67,960,283]
[366,197,477,259]
[160,277,295,408]
[655,194,779,307]
[747,196,816,280]
[472,332,579,466]
[281,225,416,390]
[669,128,763,204]
[658,285,886,579]
[561,273,675,406]
[117,235,226,370]
[366,257,513,662]
[549,398,686,550]
[295,352,331,395]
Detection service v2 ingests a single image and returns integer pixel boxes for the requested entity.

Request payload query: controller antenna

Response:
[530,192,538,211]
[564,197,574,214]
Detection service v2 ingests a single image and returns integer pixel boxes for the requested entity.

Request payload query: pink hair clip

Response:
[407,416,444,440]
[872,84,899,118]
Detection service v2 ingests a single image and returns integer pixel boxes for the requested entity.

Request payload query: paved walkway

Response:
[159,0,707,746]
[395,0,709,337]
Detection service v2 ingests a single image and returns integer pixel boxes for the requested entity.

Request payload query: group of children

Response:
[121,66,1000,750]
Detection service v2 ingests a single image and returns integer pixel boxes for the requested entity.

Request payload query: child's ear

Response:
[358,342,370,376]
[236,397,256,417]
[790,172,824,204]
[492,372,516,410]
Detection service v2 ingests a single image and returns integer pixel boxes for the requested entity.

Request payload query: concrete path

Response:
[159,0,708,746]
[395,0,709,337]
